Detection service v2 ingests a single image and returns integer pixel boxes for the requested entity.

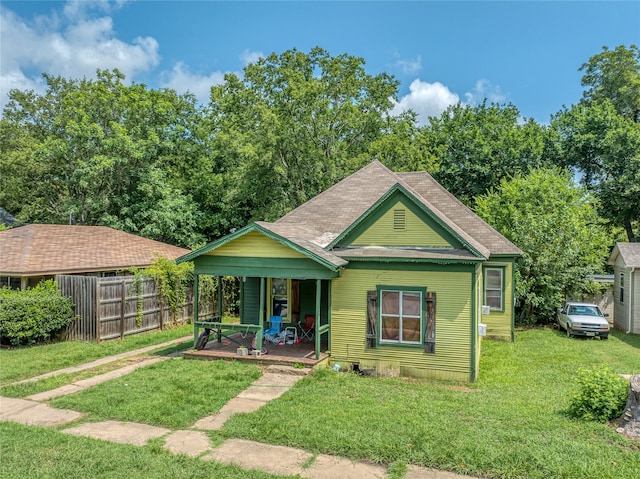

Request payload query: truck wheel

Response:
[566,328,572,338]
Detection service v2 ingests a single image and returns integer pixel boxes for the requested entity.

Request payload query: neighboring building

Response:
[608,242,640,334]
[0,224,189,289]
[180,161,522,382]
[0,207,19,228]
[571,274,614,320]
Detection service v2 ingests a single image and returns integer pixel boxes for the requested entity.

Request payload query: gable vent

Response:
[393,209,406,231]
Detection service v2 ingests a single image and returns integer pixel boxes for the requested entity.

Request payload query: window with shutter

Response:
[370,286,432,349]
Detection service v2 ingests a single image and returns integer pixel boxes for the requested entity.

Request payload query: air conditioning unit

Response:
[478,323,487,336]
[482,305,491,315]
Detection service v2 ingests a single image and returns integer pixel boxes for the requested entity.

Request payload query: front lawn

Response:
[50,359,262,429]
[0,324,193,386]
[221,328,640,479]
[0,422,286,479]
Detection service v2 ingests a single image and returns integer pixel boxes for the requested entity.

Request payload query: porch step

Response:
[264,364,313,376]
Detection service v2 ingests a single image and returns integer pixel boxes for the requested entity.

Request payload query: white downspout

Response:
[628,267,635,334]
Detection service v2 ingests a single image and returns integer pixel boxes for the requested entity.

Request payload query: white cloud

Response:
[396,55,422,75]
[0,1,159,110]
[241,49,264,66]
[464,79,507,106]
[391,79,460,125]
[160,62,226,104]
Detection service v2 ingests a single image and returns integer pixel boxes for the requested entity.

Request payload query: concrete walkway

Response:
[11,335,192,385]
[1,348,477,479]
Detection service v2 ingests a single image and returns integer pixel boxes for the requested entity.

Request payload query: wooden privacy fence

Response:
[56,275,214,342]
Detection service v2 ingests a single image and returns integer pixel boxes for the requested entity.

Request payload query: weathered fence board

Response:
[56,275,209,342]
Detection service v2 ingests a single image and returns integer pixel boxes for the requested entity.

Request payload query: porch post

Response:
[193,274,199,348]
[255,277,265,350]
[315,279,321,359]
[217,276,223,319]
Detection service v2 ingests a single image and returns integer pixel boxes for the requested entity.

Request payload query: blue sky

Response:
[1,1,638,124]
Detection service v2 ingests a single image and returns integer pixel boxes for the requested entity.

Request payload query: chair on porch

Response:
[300,315,315,341]
[264,316,284,344]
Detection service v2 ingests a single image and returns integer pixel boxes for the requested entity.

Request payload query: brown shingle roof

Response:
[0,224,189,276]
[275,161,521,258]
[397,171,522,256]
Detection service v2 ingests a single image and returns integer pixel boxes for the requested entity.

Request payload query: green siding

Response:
[241,277,261,325]
[299,280,329,326]
[481,261,514,340]
[207,231,306,258]
[331,267,474,381]
[352,200,451,247]
[194,256,339,279]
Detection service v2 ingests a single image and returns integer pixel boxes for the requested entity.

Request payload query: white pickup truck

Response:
[557,302,610,339]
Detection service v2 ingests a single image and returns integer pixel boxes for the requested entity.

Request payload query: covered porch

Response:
[179,222,347,363]
[184,330,329,367]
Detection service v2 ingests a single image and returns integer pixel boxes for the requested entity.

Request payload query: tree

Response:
[0,70,206,247]
[552,100,640,241]
[475,168,612,325]
[580,44,640,121]
[552,45,640,241]
[414,101,551,206]
[203,47,412,232]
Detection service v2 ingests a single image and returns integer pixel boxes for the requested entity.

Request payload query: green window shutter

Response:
[424,291,436,353]
[366,290,378,348]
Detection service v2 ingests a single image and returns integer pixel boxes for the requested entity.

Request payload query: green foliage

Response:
[414,101,552,205]
[475,168,612,324]
[144,256,193,325]
[0,280,76,346]
[579,44,640,121]
[553,45,640,241]
[568,365,629,422]
[204,46,409,232]
[552,100,640,242]
[0,69,205,248]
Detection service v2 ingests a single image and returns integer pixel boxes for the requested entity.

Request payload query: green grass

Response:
[0,422,290,479]
[0,344,192,398]
[0,324,193,386]
[50,359,262,428]
[220,328,640,479]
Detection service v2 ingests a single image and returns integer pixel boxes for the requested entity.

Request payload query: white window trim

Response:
[379,288,423,345]
[484,267,504,311]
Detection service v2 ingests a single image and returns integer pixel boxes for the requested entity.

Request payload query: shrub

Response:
[0,280,76,346]
[568,364,629,422]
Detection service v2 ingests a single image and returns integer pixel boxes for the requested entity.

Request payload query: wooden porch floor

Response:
[183,332,329,368]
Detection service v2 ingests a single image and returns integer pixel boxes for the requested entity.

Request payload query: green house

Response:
[179,161,521,381]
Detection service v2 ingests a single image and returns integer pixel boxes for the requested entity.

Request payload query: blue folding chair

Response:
[264,315,283,343]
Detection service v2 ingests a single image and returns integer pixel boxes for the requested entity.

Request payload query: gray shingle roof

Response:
[0,224,189,276]
[609,242,640,268]
[275,160,521,258]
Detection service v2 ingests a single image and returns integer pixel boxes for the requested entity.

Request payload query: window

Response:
[620,272,625,303]
[367,287,435,351]
[484,267,504,311]
[271,278,289,319]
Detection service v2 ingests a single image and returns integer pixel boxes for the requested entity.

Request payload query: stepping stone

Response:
[237,373,304,402]
[164,430,212,457]
[203,438,311,476]
[62,420,170,446]
[26,357,168,401]
[405,465,474,478]
[0,396,83,426]
[192,397,265,431]
[302,454,387,479]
